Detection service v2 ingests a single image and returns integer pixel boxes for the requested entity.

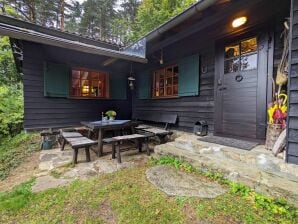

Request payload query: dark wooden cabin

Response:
[0,0,297,164]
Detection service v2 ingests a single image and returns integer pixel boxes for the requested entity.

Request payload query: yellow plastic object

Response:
[278,93,288,113]
[267,104,277,124]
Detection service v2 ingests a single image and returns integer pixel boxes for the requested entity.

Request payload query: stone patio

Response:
[33,143,150,192]
[153,133,298,207]
[33,131,298,208]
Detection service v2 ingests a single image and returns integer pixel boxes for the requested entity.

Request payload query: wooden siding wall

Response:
[133,29,285,133]
[287,0,298,164]
[23,41,132,130]
[134,49,215,132]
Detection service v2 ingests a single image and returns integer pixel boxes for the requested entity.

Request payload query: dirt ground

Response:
[0,152,40,192]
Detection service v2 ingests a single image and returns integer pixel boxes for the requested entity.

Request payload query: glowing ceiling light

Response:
[232,16,247,28]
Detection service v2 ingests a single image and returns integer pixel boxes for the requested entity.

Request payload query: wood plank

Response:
[113,134,144,141]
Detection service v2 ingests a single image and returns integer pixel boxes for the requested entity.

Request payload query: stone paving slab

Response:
[153,134,298,207]
[146,165,227,198]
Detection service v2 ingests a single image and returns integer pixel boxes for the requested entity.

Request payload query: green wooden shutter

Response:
[178,54,200,96]
[137,70,151,99]
[44,62,70,98]
[109,73,127,100]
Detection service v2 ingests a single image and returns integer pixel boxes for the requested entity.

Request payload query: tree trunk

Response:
[60,0,65,31]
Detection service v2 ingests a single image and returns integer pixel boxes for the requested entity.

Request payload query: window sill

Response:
[68,96,108,100]
[151,96,179,100]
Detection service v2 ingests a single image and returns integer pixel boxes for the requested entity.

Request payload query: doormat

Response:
[198,136,259,150]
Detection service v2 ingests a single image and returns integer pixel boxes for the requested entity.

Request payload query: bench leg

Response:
[144,138,150,156]
[85,147,91,162]
[138,139,142,153]
[73,148,79,164]
[116,144,121,163]
[61,139,66,151]
[112,142,116,159]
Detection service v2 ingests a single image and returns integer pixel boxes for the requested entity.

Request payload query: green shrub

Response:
[0,85,24,138]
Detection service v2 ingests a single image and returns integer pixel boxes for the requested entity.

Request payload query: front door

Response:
[215,35,269,139]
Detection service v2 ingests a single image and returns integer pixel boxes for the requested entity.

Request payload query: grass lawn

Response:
[0,160,297,224]
[0,132,39,180]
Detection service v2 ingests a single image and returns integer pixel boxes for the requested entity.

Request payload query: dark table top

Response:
[81,120,136,130]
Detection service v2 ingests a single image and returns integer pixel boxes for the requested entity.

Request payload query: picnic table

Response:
[81,120,139,156]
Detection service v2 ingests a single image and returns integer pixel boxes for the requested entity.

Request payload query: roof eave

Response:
[0,23,147,64]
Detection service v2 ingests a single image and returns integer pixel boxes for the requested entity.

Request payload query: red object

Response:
[273,108,287,128]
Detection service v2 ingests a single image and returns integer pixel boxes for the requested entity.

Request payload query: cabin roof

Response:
[0,14,147,64]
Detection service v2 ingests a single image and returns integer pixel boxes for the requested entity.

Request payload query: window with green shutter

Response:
[44,62,70,98]
[137,70,151,99]
[109,73,127,100]
[178,54,200,96]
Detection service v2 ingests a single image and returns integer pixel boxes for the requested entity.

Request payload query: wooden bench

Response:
[65,136,97,164]
[132,111,178,143]
[103,133,153,163]
[60,131,84,151]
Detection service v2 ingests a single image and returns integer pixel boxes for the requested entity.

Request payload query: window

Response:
[153,65,178,98]
[224,37,258,74]
[71,69,108,98]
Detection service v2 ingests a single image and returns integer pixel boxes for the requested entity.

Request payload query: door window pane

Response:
[224,37,258,74]
[241,53,258,71]
[241,37,257,55]
[225,45,240,59]
[224,58,240,73]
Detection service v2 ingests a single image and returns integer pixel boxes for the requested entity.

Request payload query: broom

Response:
[276,21,289,96]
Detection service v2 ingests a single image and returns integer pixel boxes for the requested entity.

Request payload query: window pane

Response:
[81,71,89,80]
[241,37,257,55]
[224,58,239,73]
[225,45,240,59]
[166,87,172,95]
[173,76,178,85]
[72,70,80,79]
[166,67,173,77]
[173,85,178,95]
[91,80,102,97]
[173,66,178,75]
[81,80,90,96]
[91,72,99,80]
[71,79,80,96]
[241,53,257,71]
[166,77,172,85]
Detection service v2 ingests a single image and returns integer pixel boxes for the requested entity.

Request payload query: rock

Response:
[146,165,227,198]
[32,175,71,192]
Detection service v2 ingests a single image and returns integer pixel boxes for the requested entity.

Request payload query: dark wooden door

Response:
[215,36,269,139]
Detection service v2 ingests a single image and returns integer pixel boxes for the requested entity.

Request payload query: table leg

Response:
[85,147,91,162]
[61,139,66,151]
[112,142,116,159]
[97,129,103,157]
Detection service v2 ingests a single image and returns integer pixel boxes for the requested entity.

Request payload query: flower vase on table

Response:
[105,110,117,122]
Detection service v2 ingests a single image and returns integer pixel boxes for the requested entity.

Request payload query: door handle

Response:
[219,87,227,91]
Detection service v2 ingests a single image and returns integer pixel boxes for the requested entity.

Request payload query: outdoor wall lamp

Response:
[128,76,136,90]
[232,16,247,28]
[128,63,136,90]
